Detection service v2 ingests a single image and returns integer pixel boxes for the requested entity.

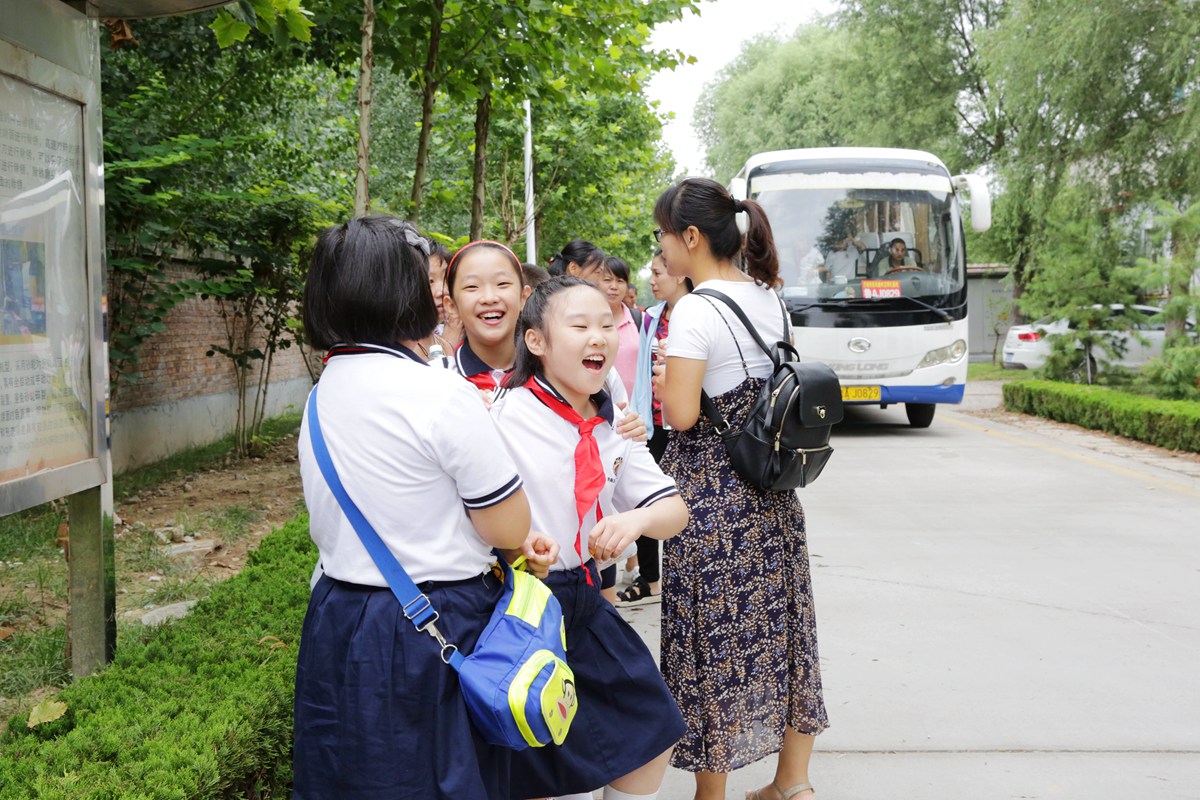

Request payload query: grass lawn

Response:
[968,362,1012,381]
[0,412,302,722]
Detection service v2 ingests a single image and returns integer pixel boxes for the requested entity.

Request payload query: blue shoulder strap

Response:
[306,386,465,668]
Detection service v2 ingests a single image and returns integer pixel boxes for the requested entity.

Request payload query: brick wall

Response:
[111,264,317,413]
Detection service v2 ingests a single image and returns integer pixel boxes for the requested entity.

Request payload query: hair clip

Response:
[386,218,432,256]
[405,229,432,256]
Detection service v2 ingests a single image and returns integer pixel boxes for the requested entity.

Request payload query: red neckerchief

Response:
[526,377,606,585]
[455,340,510,391]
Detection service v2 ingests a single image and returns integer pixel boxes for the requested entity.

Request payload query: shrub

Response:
[1140,345,1200,401]
[0,516,316,799]
[1003,380,1200,452]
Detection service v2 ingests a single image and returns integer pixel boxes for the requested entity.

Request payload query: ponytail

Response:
[740,198,780,288]
[547,239,604,277]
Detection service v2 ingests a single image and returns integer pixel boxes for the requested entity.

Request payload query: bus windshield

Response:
[750,180,963,305]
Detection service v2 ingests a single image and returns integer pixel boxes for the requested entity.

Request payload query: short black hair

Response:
[604,255,631,283]
[303,215,438,350]
[522,262,551,288]
[427,238,451,262]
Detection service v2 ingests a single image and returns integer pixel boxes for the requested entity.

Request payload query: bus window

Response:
[754,186,962,301]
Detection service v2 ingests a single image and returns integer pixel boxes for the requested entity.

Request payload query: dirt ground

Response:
[110,430,306,614]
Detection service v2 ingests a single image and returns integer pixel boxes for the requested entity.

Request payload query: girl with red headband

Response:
[443,241,647,444]
[491,275,688,800]
[442,240,531,403]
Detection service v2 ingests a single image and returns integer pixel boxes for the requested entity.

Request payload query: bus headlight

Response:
[917,339,968,369]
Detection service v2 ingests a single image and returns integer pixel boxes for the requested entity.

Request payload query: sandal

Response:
[746,782,815,800]
[615,577,659,606]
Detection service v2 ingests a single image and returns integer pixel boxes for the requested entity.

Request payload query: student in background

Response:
[619,249,691,607]
[522,262,551,288]
[427,238,462,352]
[600,255,643,401]
[625,283,642,311]
[547,239,606,282]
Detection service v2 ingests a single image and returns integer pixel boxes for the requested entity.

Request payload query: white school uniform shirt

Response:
[298,345,523,586]
[489,377,678,573]
[449,338,631,409]
[668,279,792,396]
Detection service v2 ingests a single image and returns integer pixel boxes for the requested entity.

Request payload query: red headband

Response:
[446,240,524,295]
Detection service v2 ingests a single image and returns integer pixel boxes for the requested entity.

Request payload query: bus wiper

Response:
[888,295,954,322]
[788,296,954,322]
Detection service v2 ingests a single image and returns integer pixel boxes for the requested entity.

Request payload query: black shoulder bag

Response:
[693,288,844,491]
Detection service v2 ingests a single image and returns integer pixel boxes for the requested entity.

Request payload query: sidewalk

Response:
[609,381,1200,799]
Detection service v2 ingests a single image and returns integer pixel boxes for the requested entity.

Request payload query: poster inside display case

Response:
[0,73,93,485]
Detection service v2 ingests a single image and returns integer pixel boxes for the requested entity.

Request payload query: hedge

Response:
[1003,380,1200,452]
[0,515,317,799]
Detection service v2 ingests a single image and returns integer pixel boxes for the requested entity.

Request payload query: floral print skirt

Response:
[659,377,828,774]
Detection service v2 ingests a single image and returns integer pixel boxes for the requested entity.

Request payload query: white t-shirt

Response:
[825,245,861,280]
[489,379,678,572]
[299,349,523,586]
[668,279,791,396]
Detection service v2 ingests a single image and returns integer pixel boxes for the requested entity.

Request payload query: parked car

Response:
[1002,304,1194,371]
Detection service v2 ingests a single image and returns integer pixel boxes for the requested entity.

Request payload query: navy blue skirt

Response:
[507,562,686,799]
[294,572,510,800]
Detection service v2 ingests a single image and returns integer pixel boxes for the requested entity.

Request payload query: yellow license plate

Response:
[842,385,881,402]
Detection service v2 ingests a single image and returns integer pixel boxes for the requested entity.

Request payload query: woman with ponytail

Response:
[651,178,828,800]
[546,238,606,280]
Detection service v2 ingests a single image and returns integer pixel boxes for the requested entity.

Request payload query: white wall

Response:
[110,376,311,474]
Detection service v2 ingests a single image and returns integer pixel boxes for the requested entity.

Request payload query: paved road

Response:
[620,381,1200,799]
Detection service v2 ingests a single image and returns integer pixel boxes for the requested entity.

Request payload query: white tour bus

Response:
[730,147,991,427]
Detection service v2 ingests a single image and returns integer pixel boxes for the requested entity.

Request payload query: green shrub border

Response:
[0,515,316,800]
[1003,380,1200,452]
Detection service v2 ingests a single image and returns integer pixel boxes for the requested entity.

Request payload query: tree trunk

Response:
[470,92,491,241]
[354,0,375,217]
[1166,217,1196,341]
[409,0,445,224]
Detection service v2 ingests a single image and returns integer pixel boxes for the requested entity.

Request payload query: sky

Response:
[646,0,837,178]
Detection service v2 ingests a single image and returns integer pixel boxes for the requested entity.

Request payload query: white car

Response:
[1002,304,1192,371]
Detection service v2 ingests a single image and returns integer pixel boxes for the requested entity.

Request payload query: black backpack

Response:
[693,289,843,491]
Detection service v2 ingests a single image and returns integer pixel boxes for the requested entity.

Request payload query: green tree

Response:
[695,25,863,180]
[983,0,1199,318]
[101,15,350,450]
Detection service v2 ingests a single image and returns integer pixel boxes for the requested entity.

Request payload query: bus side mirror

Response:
[728,177,749,233]
[729,176,748,201]
[953,173,991,233]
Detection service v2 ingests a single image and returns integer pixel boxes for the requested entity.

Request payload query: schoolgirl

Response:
[547,241,638,600]
[442,240,533,400]
[599,255,642,400]
[426,237,461,352]
[444,239,642,428]
[652,178,828,800]
[618,249,691,607]
[490,276,689,800]
[293,216,555,799]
